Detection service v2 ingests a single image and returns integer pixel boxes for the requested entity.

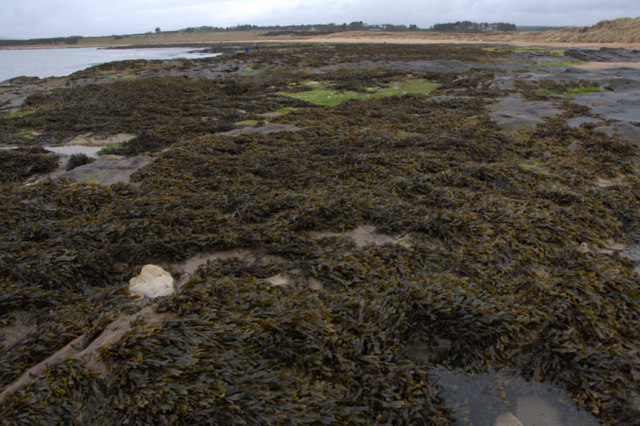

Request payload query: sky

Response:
[1,0,639,39]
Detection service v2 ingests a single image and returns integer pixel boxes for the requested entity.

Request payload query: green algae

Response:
[536,60,587,66]
[278,79,439,106]
[235,119,260,126]
[483,46,566,56]
[565,86,601,96]
[108,74,135,80]
[96,143,124,155]
[3,110,35,119]
[535,86,600,98]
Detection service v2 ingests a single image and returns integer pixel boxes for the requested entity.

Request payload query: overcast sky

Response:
[2,0,639,39]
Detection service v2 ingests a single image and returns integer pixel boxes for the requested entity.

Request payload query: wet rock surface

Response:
[0,43,639,424]
[488,94,561,130]
[50,154,153,185]
[564,47,640,62]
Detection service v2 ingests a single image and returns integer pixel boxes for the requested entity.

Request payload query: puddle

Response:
[264,269,324,290]
[49,155,153,185]
[578,239,640,274]
[0,312,34,351]
[0,305,166,398]
[172,249,288,287]
[172,249,324,291]
[428,366,599,426]
[309,225,412,248]
[219,123,301,136]
[266,271,299,287]
[595,176,626,188]
[44,145,103,158]
[173,249,252,286]
[623,243,640,275]
[404,337,452,364]
[624,243,640,263]
[65,133,135,147]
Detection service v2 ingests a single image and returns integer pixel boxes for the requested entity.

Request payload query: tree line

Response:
[179,21,517,34]
[431,21,517,32]
[0,20,519,45]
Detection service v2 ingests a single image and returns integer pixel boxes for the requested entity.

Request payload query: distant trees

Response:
[0,36,82,47]
[155,27,161,34]
[176,21,418,35]
[431,21,516,32]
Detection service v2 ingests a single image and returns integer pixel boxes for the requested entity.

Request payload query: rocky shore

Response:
[1,43,639,424]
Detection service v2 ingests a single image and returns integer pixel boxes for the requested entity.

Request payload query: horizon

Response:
[2,0,639,40]
[0,21,574,41]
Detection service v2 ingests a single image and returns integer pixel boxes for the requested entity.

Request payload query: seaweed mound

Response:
[0,147,58,183]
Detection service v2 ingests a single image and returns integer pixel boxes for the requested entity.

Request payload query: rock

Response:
[487,94,561,131]
[129,265,175,298]
[594,122,640,144]
[566,117,600,129]
[495,412,523,426]
[564,48,640,63]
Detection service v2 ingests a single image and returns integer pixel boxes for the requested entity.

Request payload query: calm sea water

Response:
[0,47,221,82]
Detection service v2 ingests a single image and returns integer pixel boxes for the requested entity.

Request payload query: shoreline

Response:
[2,31,640,51]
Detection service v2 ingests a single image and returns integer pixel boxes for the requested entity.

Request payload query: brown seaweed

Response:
[0,43,639,424]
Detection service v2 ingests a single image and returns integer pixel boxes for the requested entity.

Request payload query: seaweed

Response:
[0,43,639,424]
[66,153,95,171]
[0,147,58,183]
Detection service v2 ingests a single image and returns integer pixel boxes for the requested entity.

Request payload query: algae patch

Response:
[278,79,439,106]
[536,86,600,98]
[3,110,35,119]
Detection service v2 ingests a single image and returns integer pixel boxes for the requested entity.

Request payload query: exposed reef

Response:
[0,43,639,424]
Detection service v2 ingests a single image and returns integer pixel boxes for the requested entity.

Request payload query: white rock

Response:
[266,273,293,287]
[494,412,523,426]
[129,265,175,298]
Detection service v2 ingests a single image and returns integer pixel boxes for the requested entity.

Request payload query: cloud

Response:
[1,0,639,39]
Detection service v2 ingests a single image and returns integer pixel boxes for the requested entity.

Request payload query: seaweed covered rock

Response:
[0,147,58,183]
[129,265,175,298]
[65,153,94,171]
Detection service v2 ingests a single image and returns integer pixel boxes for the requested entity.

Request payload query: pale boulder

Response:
[129,265,175,298]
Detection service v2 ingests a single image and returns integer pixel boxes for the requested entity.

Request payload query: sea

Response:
[0,47,221,82]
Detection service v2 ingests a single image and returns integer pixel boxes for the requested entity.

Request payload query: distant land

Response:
[0,17,638,48]
[516,26,567,31]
